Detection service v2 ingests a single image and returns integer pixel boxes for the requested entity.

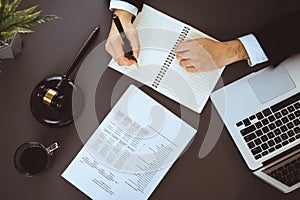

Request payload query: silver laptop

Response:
[210,54,300,193]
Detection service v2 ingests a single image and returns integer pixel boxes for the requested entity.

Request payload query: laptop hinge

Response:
[262,143,300,167]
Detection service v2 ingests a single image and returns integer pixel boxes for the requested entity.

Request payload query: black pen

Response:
[112,13,139,67]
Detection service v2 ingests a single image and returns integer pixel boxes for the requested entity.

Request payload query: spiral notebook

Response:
[109,4,224,113]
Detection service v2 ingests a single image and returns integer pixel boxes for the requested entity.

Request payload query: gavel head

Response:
[30,76,83,127]
[36,85,66,110]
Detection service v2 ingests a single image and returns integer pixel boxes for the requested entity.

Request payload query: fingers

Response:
[105,18,140,66]
[175,40,194,62]
[178,59,198,73]
[116,56,137,66]
[177,45,197,72]
[185,66,198,73]
[125,29,140,59]
[179,59,192,68]
[175,40,193,53]
[105,33,138,66]
[175,39,218,73]
[106,34,123,59]
[176,50,191,60]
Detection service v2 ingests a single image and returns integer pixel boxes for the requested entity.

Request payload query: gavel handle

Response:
[64,26,100,79]
[54,26,100,90]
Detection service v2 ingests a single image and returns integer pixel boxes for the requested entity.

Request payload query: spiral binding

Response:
[152,26,191,88]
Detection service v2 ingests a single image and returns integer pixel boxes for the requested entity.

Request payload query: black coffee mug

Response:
[14,142,59,177]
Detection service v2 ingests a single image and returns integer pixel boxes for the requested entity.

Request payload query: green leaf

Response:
[14,5,38,17]
[2,0,10,18]
[19,14,59,28]
[0,9,40,31]
[0,30,17,42]
[0,26,33,42]
[0,13,25,31]
[18,10,41,28]
[0,0,9,20]
[15,26,33,33]
[4,25,33,33]
[9,0,22,13]
[0,2,3,21]
[0,2,58,40]
[37,15,60,23]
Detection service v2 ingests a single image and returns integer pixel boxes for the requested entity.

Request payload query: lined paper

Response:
[109,4,224,113]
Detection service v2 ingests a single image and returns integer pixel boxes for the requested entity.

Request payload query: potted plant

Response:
[0,0,58,59]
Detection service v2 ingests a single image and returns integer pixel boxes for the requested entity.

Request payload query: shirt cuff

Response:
[238,34,268,67]
[109,0,139,16]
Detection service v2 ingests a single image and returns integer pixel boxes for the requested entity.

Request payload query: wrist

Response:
[113,9,134,23]
[209,39,250,68]
[225,40,249,63]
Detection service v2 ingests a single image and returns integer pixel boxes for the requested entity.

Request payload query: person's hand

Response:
[105,9,140,66]
[175,38,249,72]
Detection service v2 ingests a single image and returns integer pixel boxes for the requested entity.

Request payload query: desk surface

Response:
[1,0,300,199]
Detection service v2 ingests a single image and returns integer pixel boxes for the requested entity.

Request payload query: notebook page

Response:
[108,29,178,87]
[109,4,185,87]
[158,26,224,113]
[159,63,223,112]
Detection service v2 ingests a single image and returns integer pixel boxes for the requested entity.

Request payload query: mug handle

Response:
[46,142,59,155]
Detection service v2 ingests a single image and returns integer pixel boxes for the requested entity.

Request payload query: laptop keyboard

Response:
[236,93,300,160]
[267,156,300,187]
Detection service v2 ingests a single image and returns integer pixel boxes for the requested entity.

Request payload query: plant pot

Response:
[0,33,22,59]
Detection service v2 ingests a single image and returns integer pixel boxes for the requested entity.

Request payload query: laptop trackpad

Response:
[248,66,296,104]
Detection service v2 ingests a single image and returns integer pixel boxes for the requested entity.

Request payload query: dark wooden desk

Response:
[1,0,299,199]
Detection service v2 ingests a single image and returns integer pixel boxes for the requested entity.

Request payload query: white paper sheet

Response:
[62,85,196,200]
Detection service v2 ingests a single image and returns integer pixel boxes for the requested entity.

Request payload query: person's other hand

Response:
[175,38,249,72]
[105,9,140,66]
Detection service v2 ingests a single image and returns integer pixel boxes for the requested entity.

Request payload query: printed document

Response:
[62,85,196,199]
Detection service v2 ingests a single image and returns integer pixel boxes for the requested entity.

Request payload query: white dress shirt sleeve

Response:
[109,0,139,16]
[238,34,269,67]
